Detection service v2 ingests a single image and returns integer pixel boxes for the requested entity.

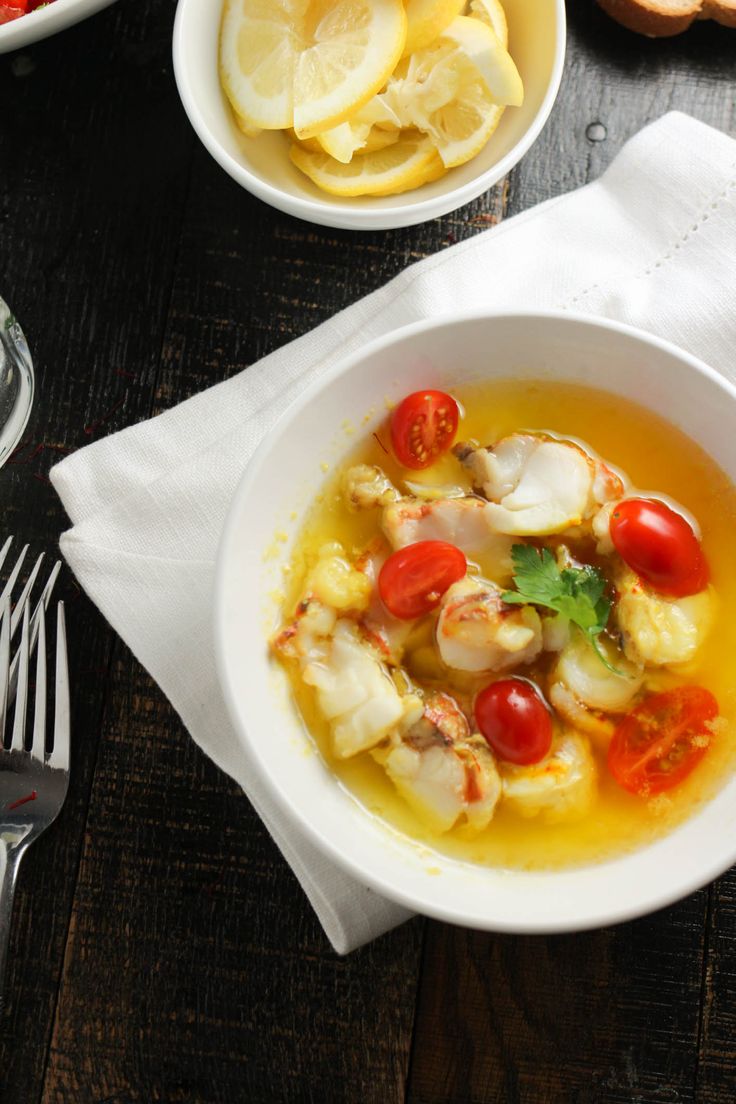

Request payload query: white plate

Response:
[215,311,736,933]
[0,0,117,54]
[173,0,566,230]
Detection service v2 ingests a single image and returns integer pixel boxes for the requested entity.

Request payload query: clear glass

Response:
[0,297,34,468]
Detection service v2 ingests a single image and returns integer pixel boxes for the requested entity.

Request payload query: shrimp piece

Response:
[454,435,625,536]
[614,566,714,667]
[381,495,513,564]
[499,729,597,823]
[436,576,542,673]
[342,464,398,511]
[377,691,501,832]
[354,540,414,664]
[548,681,615,749]
[554,630,643,712]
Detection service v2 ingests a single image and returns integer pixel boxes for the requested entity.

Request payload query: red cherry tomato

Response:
[390,390,459,470]
[474,678,553,765]
[608,686,718,796]
[378,541,466,620]
[0,1,26,21]
[609,497,708,597]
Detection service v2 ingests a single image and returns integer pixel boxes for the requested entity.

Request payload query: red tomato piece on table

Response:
[378,540,466,620]
[609,497,709,597]
[608,686,718,796]
[474,678,553,765]
[390,390,459,470]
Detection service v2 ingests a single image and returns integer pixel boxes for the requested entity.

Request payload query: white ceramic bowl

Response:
[215,311,736,933]
[0,0,117,53]
[173,0,566,231]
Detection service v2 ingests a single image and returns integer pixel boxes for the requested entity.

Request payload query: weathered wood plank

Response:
[0,1,194,1100]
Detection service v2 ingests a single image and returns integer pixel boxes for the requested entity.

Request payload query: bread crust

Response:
[597,0,736,35]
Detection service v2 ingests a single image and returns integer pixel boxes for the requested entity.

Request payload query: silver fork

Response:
[0,541,68,1015]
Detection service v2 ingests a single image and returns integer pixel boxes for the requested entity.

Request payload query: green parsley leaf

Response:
[502,544,619,673]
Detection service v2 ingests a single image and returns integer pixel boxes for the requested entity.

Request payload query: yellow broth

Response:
[277,379,736,870]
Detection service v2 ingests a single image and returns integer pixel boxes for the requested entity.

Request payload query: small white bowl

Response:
[215,311,736,933]
[173,0,566,231]
[0,0,117,53]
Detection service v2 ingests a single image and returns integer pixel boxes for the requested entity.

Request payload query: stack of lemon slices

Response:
[219,0,523,198]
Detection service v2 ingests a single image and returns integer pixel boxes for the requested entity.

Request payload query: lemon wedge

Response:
[385,15,522,168]
[468,0,509,48]
[402,0,465,56]
[220,0,407,137]
[290,131,445,195]
[315,94,400,163]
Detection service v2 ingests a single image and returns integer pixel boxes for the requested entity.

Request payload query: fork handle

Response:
[0,840,22,1017]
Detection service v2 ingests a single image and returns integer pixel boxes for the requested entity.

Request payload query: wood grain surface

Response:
[0,1,734,1101]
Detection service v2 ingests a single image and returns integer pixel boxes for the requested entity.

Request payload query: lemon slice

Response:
[315,94,400,163]
[220,0,406,138]
[290,131,446,195]
[402,0,465,56]
[358,127,401,154]
[287,127,324,153]
[293,0,407,138]
[468,0,508,48]
[220,0,301,131]
[385,15,522,168]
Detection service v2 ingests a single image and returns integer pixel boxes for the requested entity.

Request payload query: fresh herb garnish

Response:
[502,544,620,673]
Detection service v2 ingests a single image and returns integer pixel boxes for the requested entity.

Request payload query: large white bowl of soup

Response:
[214,312,736,932]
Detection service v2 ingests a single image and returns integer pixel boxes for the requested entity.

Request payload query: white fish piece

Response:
[436,575,542,673]
[500,730,597,823]
[381,494,513,562]
[303,619,422,758]
[378,691,501,832]
[553,630,643,713]
[456,435,625,536]
[614,567,714,667]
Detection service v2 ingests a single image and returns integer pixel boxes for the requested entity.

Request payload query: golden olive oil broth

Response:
[279,379,736,870]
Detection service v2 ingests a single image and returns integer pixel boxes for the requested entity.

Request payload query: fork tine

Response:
[30,605,46,763]
[10,552,44,638]
[0,536,13,575]
[48,603,69,771]
[0,597,10,743]
[10,604,29,752]
[0,543,27,607]
[7,559,61,696]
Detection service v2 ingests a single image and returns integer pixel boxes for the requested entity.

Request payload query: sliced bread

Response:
[596,0,736,35]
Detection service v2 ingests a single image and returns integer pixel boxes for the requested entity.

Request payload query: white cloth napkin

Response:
[51,112,736,954]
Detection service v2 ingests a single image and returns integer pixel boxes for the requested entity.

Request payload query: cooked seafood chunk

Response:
[307,542,372,611]
[377,691,501,832]
[304,619,423,758]
[381,494,512,563]
[355,541,414,664]
[455,435,625,536]
[275,603,422,759]
[499,730,596,822]
[554,631,643,713]
[615,567,714,667]
[342,464,398,511]
[548,681,615,748]
[437,576,542,672]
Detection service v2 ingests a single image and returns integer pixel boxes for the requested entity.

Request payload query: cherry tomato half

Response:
[609,497,708,597]
[608,686,718,797]
[390,390,459,470]
[378,540,466,620]
[474,678,553,766]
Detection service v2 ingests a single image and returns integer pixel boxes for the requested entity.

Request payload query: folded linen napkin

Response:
[51,112,736,954]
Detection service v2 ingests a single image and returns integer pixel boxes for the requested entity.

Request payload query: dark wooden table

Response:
[1,2,735,1101]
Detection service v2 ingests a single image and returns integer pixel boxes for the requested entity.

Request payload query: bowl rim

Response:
[172,0,567,231]
[214,309,736,933]
[0,0,117,53]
